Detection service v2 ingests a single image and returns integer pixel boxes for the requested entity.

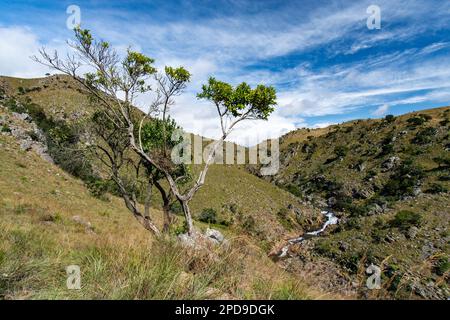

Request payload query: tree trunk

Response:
[181,200,194,236]
[154,179,173,233]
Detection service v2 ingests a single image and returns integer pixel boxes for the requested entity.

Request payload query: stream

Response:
[279,210,338,258]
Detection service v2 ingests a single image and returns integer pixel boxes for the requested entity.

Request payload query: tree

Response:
[33,28,277,238]
[384,114,395,123]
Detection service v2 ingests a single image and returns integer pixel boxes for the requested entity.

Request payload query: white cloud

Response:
[372,104,389,116]
[0,27,51,78]
[312,122,335,129]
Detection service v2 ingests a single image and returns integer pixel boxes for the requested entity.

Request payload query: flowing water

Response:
[279,210,338,258]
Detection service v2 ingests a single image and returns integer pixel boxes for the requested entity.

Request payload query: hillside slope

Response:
[0,103,335,299]
[0,75,321,244]
[254,107,450,299]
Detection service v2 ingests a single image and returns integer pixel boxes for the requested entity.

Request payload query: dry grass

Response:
[0,132,320,299]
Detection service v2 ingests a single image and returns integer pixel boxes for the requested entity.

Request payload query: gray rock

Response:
[72,215,95,233]
[413,187,422,196]
[12,112,32,122]
[205,228,225,244]
[367,203,384,215]
[177,233,196,248]
[407,226,419,239]
[381,156,400,171]
[20,140,32,151]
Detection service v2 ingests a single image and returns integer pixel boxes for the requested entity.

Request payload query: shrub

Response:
[169,202,183,215]
[425,183,447,194]
[87,179,112,199]
[1,124,11,133]
[198,208,217,224]
[407,116,425,126]
[380,143,394,156]
[412,127,437,145]
[381,159,423,198]
[345,216,361,230]
[384,114,396,123]
[334,145,348,158]
[364,170,377,181]
[433,255,449,276]
[17,86,26,95]
[5,98,27,113]
[390,210,421,230]
[285,184,301,197]
[241,215,257,234]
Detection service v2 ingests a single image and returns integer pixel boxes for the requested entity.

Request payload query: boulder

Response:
[381,156,400,171]
[205,228,224,244]
[19,140,32,151]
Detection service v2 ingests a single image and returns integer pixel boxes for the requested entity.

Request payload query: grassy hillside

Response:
[0,75,321,245]
[255,107,450,299]
[1,74,448,299]
[0,105,331,299]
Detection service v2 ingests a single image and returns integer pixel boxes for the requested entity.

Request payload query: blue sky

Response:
[1,0,450,145]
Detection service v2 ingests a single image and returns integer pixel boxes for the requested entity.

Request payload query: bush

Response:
[198,208,217,224]
[334,145,348,158]
[17,86,26,95]
[433,255,449,276]
[412,127,437,145]
[390,210,421,230]
[87,179,113,199]
[1,124,11,133]
[425,183,448,194]
[381,159,423,198]
[345,216,361,230]
[169,202,183,215]
[384,114,396,123]
[407,116,425,126]
[285,184,301,197]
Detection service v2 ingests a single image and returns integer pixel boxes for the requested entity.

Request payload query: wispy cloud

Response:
[1,0,449,145]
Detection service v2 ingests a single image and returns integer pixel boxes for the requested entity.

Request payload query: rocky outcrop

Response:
[0,106,53,163]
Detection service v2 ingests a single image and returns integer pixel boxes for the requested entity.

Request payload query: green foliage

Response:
[384,114,396,123]
[433,255,449,276]
[334,145,348,158]
[124,50,156,84]
[425,183,447,194]
[381,159,424,199]
[412,127,437,145]
[87,179,113,200]
[17,86,26,95]
[5,98,27,113]
[198,208,217,224]
[407,114,431,127]
[169,201,183,215]
[197,77,276,120]
[1,124,11,133]
[285,184,301,197]
[390,210,422,230]
[141,117,180,152]
[165,66,191,83]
